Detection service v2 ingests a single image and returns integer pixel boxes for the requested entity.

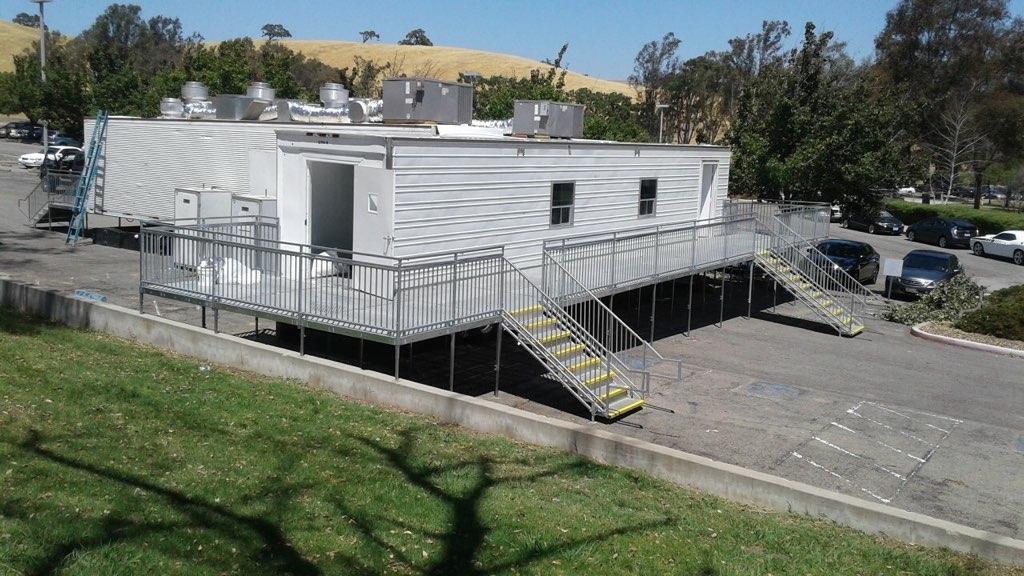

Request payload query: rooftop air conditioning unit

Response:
[382,78,473,125]
[512,100,585,139]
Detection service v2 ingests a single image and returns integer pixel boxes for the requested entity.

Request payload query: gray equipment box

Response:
[513,100,585,139]
[382,78,473,125]
[172,186,233,268]
[174,186,232,224]
[231,194,277,220]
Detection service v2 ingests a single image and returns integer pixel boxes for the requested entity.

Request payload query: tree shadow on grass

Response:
[7,429,323,576]
[7,425,684,576]
[328,428,678,575]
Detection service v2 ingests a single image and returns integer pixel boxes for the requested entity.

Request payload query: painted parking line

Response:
[780,400,962,504]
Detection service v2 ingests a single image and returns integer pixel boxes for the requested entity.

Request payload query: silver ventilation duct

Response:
[247,81,276,101]
[319,82,349,108]
[213,94,272,121]
[184,100,217,119]
[348,99,383,123]
[181,81,209,103]
[272,99,350,123]
[160,97,184,118]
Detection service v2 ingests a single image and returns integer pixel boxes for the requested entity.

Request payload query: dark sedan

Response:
[905,217,978,248]
[843,210,904,235]
[885,250,962,296]
[814,239,880,284]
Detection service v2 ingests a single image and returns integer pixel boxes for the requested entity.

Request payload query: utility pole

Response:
[30,0,53,148]
[656,103,669,144]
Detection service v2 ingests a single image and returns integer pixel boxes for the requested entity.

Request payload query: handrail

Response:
[502,257,644,406]
[766,215,882,307]
[542,248,684,382]
[757,221,867,330]
[17,180,47,221]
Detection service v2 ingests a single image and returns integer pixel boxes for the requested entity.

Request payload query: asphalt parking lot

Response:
[830,218,1024,293]
[1,139,1021,541]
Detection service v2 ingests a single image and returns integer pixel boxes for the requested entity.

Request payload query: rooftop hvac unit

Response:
[382,78,473,125]
[513,100,585,139]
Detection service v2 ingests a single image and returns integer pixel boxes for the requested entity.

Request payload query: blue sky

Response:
[6,0,1024,81]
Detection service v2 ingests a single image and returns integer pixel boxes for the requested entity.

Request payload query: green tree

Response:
[629,32,680,140]
[359,30,379,43]
[261,23,291,42]
[730,23,913,210]
[398,28,432,46]
[13,12,40,28]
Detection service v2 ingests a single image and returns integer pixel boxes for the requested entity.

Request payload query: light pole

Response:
[656,103,669,143]
[30,0,53,148]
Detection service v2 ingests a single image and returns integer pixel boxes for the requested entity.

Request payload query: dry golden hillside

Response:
[281,40,632,96]
[0,20,38,72]
[0,19,633,96]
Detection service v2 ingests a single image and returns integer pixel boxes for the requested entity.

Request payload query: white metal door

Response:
[699,162,718,221]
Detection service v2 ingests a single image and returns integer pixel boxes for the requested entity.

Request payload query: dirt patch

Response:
[921,321,1024,353]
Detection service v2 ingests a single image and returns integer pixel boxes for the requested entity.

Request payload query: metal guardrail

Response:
[541,214,761,297]
[17,171,82,222]
[541,248,684,384]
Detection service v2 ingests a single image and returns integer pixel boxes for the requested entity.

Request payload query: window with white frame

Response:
[639,178,657,216]
[550,182,575,226]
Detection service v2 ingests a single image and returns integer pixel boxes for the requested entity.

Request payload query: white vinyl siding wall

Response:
[390,139,731,266]
[85,118,278,220]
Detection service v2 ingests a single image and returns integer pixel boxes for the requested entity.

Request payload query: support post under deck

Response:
[747,260,754,319]
[394,344,400,381]
[686,274,694,337]
[494,324,502,396]
[718,269,725,328]
[299,325,305,356]
[449,331,456,392]
[213,307,219,334]
[649,282,657,342]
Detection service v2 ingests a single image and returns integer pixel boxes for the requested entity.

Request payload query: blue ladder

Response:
[66,110,109,246]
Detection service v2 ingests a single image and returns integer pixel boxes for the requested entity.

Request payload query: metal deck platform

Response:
[139,211,794,347]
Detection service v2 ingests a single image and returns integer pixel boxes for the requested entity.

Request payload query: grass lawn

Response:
[0,309,1020,575]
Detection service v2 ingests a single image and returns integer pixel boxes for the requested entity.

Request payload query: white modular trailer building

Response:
[86,117,731,266]
[82,117,434,221]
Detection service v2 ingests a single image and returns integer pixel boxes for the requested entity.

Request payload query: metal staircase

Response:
[65,111,109,246]
[500,259,647,420]
[753,215,877,337]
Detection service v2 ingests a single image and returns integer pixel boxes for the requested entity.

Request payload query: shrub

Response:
[955,285,1024,341]
[884,199,1024,235]
[882,274,985,325]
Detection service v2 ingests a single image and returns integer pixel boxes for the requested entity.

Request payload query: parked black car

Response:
[905,217,978,248]
[885,250,962,296]
[814,239,880,284]
[0,122,16,138]
[843,210,904,235]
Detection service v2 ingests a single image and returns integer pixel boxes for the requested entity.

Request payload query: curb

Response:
[911,322,1024,359]
[2,275,1023,567]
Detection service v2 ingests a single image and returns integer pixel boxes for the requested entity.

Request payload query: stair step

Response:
[537,331,571,345]
[509,304,543,317]
[524,317,558,331]
[583,371,616,386]
[594,385,627,402]
[567,357,601,372]
[550,343,586,358]
[606,397,645,419]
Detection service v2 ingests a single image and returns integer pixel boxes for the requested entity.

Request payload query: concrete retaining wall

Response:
[2,275,1022,566]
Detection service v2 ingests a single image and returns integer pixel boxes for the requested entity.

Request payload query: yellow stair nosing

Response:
[596,386,628,402]
[538,331,571,345]
[607,399,645,418]
[583,371,616,386]
[551,344,586,358]
[525,318,557,330]
[568,357,601,372]
[510,304,543,316]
